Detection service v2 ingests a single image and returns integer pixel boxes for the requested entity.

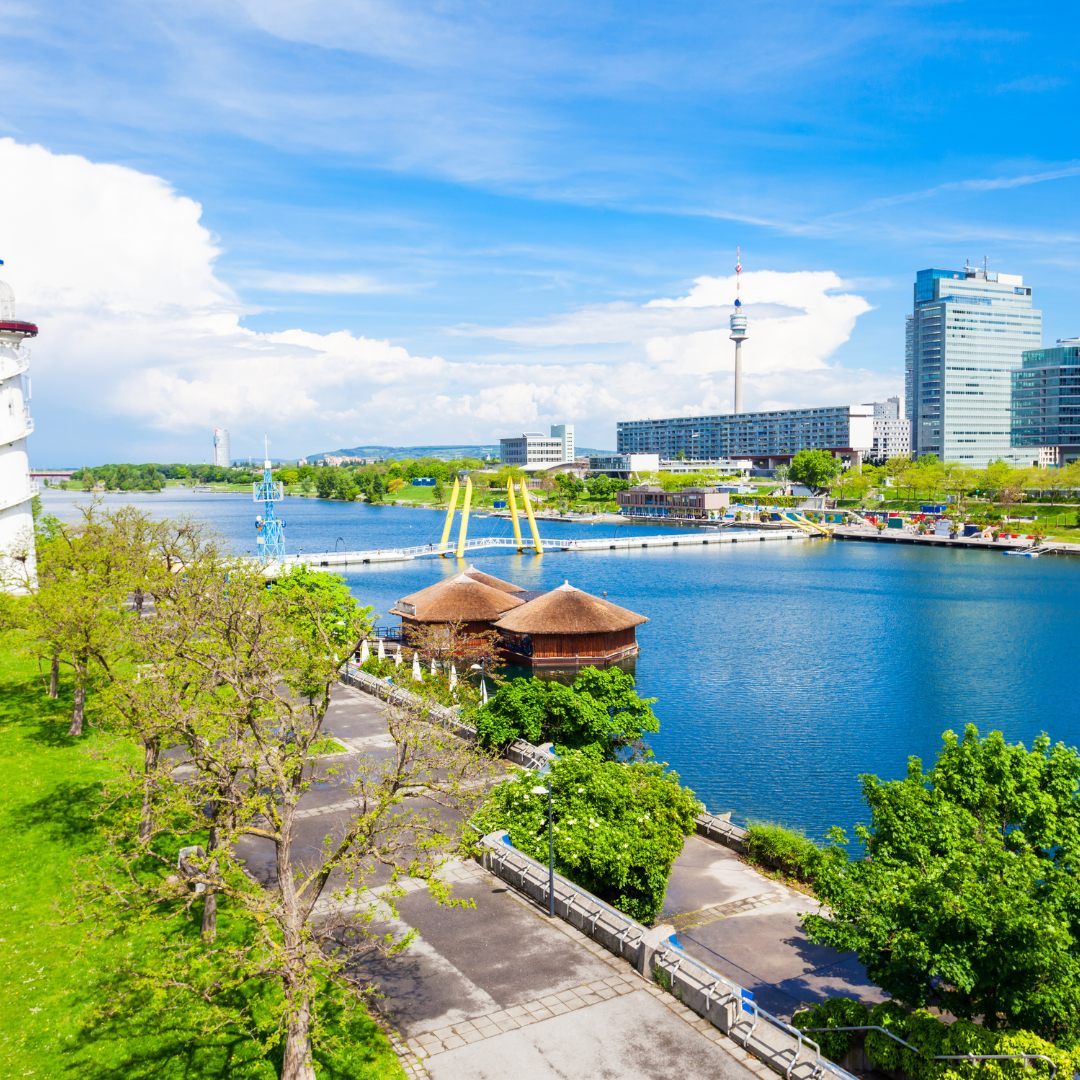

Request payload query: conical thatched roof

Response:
[390,573,525,623]
[493,581,647,635]
[463,564,525,594]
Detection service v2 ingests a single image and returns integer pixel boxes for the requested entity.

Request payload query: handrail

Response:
[483,831,855,1080]
[798,1027,1057,1080]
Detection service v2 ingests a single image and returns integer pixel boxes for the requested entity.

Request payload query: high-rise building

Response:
[550,423,574,462]
[0,268,38,593]
[213,428,231,468]
[863,396,912,461]
[1011,338,1080,466]
[907,264,1041,465]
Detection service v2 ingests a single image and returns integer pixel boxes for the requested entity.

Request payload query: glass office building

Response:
[906,265,1041,465]
[1011,338,1080,465]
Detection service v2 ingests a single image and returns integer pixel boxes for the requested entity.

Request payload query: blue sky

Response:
[2,0,1079,463]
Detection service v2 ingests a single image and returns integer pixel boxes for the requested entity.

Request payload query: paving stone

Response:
[548,1002,571,1016]
[496,1018,521,1032]
[441,1035,466,1050]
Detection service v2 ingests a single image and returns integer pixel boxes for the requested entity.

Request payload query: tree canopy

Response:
[806,726,1080,1039]
[474,667,659,758]
[788,449,844,490]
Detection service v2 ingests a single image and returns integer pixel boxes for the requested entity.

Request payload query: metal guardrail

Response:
[480,831,857,1080]
[797,1027,1058,1080]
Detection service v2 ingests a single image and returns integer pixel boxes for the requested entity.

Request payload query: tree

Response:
[474,750,701,923]
[80,555,489,1079]
[314,466,340,499]
[805,726,1080,1039]
[475,667,658,758]
[788,449,843,491]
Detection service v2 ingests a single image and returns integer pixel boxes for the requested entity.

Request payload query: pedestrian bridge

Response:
[278,527,810,569]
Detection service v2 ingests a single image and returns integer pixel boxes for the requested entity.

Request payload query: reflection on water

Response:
[42,487,1080,841]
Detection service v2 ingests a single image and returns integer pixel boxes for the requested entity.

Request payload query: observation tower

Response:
[0,263,38,593]
[253,437,286,561]
[729,248,747,414]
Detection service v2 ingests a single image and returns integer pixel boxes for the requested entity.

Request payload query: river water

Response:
[41,487,1080,843]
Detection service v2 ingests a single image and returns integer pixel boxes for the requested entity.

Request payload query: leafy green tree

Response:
[586,474,613,498]
[788,449,843,491]
[475,667,658,758]
[805,726,1080,1039]
[474,751,701,922]
[313,467,340,499]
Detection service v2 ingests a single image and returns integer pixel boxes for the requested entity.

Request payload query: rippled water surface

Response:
[43,487,1080,840]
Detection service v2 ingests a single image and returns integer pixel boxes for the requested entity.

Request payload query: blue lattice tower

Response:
[253,456,286,561]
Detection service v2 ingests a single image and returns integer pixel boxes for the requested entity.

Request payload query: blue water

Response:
[41,487,1080,842]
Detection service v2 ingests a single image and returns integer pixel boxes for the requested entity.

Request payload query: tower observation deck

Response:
[729,248,748,414]
[0,263,38,593]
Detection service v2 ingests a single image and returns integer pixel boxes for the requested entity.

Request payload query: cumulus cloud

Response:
[0,138,896,460]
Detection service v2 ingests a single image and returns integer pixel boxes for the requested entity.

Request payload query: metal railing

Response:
[797,1026,1058,1080]
[481,831,855,1080]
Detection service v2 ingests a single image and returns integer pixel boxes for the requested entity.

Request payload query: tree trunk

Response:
[68,659,86,736]
[48,656,59,698]
[281,992,317,1080]
[201,824,218,943]
[139,737,160,840]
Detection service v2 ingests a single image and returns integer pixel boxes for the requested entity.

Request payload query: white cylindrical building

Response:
[214,428,231,468]
[0,271,37,592]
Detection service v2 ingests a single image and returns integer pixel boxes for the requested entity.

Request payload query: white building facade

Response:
[0,274,38,592]
[906,265,1041,465]
[500,424,576,470]
[864,396,912,460]
[213,428,231,468]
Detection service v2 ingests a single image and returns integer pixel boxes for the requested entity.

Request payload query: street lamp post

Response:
[531,776,554,917]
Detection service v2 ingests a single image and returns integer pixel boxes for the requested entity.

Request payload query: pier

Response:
[280,528,810,568]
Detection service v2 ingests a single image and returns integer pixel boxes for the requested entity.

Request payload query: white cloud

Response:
[0,138,895,459]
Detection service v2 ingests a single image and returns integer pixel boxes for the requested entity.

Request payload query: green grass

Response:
[0,642,404,1079]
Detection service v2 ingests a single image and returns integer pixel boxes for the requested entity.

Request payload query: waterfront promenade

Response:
[280,678,878,1079]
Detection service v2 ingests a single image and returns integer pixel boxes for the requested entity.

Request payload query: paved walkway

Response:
[663,834,886,1019]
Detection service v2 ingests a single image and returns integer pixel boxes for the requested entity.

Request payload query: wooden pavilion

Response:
[492,581,648,668]
[389,573,525,641]
[462,564,526,595]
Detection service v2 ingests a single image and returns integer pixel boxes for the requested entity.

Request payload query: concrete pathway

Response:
[662,834,886,1020]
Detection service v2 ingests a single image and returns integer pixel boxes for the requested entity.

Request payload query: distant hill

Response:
[307,444,612,463]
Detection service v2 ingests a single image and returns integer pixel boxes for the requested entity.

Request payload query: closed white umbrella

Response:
[394,647,402,667]
[360,639,369,662]
[377,638,385,660]
[449,663,457,689]
[430,657,437,676]
[412,652,422,681]
[480,678,488,706]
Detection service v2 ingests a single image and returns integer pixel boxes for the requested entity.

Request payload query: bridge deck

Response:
[280,528,810,568]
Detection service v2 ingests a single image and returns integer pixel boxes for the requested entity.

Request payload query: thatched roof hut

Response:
[390,573,524,635]
[462,564,525,594]
[493,581,647,668]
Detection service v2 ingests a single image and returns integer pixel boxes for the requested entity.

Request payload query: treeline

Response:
[68,463,266,491]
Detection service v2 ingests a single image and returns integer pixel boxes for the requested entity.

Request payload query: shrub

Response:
[473,750,701,923]
[744,822,824,882]
[792,997,869,1061]
[474,668,658,759]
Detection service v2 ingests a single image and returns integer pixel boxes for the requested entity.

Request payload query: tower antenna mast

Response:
[254,432,286,561]
[729,247,748,414]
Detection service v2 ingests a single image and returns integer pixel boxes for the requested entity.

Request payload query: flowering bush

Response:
[473,749,701,923]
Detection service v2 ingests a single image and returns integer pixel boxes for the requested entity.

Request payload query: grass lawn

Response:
[0,642,403,1079]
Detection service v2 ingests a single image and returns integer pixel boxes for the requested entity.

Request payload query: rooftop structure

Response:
[617,404,873,470]
[906,262,1041,465]
[0,267,38,593]
[390,573,525,636]
[462,564,526,594]
[1011,337,1080,466]
[493,580,648,668]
